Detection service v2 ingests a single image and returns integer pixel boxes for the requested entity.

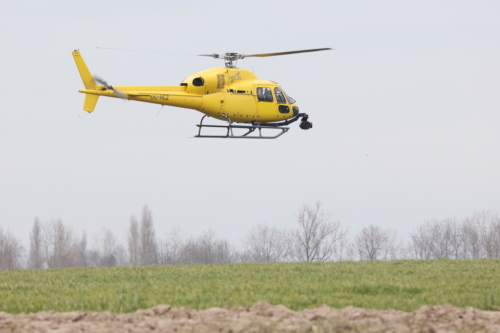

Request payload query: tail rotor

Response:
[94,76,127,99]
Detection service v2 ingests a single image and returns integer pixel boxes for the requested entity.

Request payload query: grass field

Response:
[1,260,499,314]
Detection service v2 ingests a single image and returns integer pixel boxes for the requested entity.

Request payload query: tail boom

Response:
[79,88,202,110]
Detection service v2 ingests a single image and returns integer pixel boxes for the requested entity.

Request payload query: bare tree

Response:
[183,230,217,264]
[29,217,43,269]
[408,213,500,260]
[157,225,185,265]
[166,225,184,264]
[42,219,77,268]
[243,224,291,263]
[180,230,237,265]
[333,227,353,261]
[448,218,468,260]
[140,205,157,265]
[128,215,140,266]
[114,244,128,267]
[40,222,51,266]
[214,238,238,264]
[292,202,345,262]
[355,224,400,260]
[432,219,455,259]
[0,227,24,270]
[408,221,435,259]
[463,216,482,259]
[157,239,168,265]
[473,210,500,259]
[93,228,119,267]
[76,231,88,267]
[408,219,458,260]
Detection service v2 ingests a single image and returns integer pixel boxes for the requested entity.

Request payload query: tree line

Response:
[1,203,499,270]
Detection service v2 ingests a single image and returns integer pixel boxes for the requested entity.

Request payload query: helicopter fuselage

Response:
[77,60,299,123]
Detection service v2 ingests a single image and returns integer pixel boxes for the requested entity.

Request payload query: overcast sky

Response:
[1,0,499,245]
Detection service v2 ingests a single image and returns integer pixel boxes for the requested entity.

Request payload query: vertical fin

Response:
[72,50,96,89]
[83,94,99,113]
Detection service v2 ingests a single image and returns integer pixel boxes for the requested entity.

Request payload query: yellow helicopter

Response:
[72,48,331,139]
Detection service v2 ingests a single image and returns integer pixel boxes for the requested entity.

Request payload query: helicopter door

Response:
[226,92,257,119]
[254,86,276,120]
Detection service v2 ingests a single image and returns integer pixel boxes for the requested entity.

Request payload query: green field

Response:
[1,260,499,314]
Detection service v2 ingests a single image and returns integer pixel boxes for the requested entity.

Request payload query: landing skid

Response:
[194,113,309,139]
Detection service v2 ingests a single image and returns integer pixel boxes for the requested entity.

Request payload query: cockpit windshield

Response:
[284,92,296,104]
[274,87,287,104]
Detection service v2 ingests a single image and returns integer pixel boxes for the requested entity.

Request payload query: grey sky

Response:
[1,0,499,245]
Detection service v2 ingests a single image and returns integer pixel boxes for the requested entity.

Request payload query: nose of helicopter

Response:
[292,106,299,116]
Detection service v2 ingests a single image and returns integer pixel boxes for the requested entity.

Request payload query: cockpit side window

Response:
[256,87,273,102]
[274,87,287,104]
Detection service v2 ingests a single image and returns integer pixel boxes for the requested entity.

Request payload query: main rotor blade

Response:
[96,47,197,57]
[243,48,332,58]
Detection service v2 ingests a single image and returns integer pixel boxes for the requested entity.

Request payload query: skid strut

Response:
[195,115,289,139]
[194,113,309,139]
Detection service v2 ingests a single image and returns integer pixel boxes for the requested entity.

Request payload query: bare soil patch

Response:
[1,301,499,333]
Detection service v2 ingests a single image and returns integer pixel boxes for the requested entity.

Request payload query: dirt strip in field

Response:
[1,301,500,333]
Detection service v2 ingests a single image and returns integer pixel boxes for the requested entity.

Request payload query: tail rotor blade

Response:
[112,88,127,99]
[93,75,127,99]
[94,75,108,87]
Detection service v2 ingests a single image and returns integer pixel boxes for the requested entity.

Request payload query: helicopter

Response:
[72,48,331,139]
